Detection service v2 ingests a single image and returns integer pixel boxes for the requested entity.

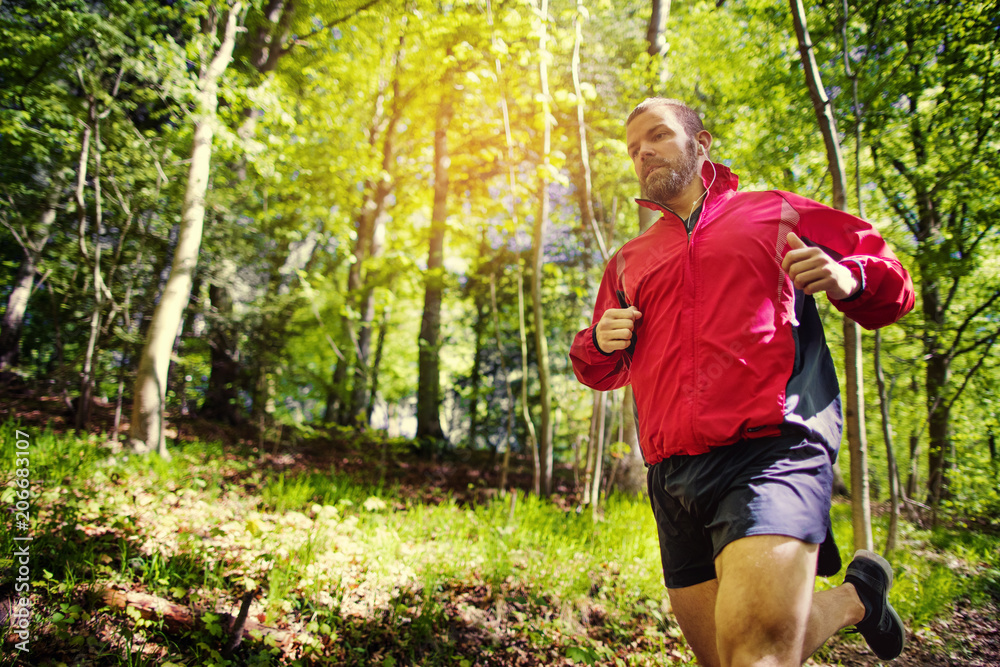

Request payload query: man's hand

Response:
[782,232,859,300]
[595,306,642,353]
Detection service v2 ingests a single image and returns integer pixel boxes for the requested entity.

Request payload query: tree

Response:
[415,75,454,447]
[645,0,671,88]
[854,0,1000,512]
[531,0,555,495]
[1,184,60,371]
[789,0,873,551]
[322,29,404,427]
[130,2,243,457]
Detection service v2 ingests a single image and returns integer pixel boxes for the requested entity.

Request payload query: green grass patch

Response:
[2,420,999,665]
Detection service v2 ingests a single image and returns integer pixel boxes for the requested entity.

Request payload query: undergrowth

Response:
[1,420,998,666]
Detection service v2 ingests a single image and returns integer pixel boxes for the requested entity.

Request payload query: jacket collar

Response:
[635,161,740,215]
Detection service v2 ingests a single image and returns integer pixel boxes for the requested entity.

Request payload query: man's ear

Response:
[697,130,713,157]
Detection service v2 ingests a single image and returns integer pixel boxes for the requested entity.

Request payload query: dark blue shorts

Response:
[646,430,835,589]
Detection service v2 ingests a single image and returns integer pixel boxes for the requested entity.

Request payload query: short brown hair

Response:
[626,98,705,140]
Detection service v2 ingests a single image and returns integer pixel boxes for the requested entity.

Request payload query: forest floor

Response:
[1,388,999,666]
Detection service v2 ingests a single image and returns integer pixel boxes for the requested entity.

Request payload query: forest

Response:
[1,0,999,665]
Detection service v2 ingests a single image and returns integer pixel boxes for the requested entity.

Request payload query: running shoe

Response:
[844,549,906,660]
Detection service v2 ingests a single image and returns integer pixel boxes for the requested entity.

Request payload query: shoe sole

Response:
[852,549,894,589]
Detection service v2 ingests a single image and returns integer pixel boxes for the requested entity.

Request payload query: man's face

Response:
[626,106,699,204]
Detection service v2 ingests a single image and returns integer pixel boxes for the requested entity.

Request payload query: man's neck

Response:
[663,177,708,219]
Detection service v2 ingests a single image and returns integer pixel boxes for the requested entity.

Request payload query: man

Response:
[570,98,913,667]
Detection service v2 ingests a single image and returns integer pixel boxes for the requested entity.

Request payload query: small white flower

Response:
[362,497,387,512]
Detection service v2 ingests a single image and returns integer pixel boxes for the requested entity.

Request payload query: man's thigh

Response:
[714,534,818,664]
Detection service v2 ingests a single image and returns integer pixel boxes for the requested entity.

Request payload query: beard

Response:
[640,138,700,205]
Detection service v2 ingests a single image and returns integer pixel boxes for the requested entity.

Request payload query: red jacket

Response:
[570,162,914,464]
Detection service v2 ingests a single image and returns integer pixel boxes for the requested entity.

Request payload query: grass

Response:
[1,419,998,666]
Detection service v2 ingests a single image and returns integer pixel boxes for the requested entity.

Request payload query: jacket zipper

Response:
[685,191,718,446]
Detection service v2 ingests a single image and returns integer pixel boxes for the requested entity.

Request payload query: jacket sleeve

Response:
[780,191,915,330]
[570,252,632,390]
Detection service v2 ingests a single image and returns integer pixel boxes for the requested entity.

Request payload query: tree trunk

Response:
[645,0,671,88]
[490,274,516,493]
[907,431,920,500]
[0,185,60,370]
[532,0,554,495]
[249,0,295,75]
[616,387,646,494]
[365,305,389,426]
[468,294,488,449]
[327,45,402,427]
[350,190,391,427]
[350,284,378,427]
[517,270,541,496]
[874,330,900,553]
[790,0,872,551]
[130,2,242,457]
[415,86,453,449]
[571,0,608,263]
[582,390,606,505]
[590,390,611,517]
[324,358,349,424]
[201,282,242,423]
[922,279,950,513]
[76,97,107,431]
[843,319,873,549]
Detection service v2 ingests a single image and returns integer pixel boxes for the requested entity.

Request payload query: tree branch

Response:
[204,3,244,85]
[965,223,993,262]
[945,330,1000,415]
[0,218,29,254]
[291,0,384,47]
[952,325,1000,359]
[941,273,962,317]
[870,149,919,237]
[944,288,1000,362]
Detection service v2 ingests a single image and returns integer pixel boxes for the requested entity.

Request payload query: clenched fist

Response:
[782,232,859,300]
[595,306,643,353]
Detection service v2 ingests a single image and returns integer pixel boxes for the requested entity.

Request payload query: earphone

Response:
[684,149,717,226]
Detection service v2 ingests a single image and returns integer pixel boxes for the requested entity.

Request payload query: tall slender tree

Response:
[531,0,555,495]
[130,2,243,456]
[789,0,872,550]
[1,183,61,371]
[323,33,403,426]
[416,75,454,447]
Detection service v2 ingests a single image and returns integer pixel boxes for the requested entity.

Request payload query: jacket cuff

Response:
[834,258,866,303]
[592,325,615,356]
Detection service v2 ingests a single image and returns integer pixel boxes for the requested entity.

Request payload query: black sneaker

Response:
[844,549,906,660]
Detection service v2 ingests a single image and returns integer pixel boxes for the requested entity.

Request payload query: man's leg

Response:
[668,579,721,667]
[714,535,865,667]
[667,542,893,667]
[802,582,866,658]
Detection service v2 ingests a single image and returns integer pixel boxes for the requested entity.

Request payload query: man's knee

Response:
[716,604,802,653]
[714,535,817,665]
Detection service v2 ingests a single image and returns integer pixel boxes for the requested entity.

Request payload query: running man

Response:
[570,98,912,666]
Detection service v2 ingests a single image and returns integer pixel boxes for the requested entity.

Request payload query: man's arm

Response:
[779,192,915,329]
[782,232,859,300]
[570,254,638,390]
